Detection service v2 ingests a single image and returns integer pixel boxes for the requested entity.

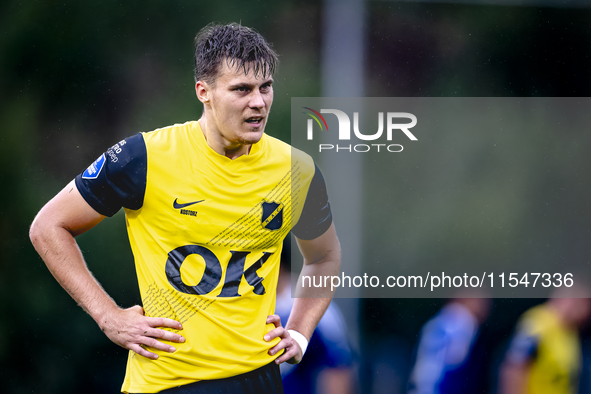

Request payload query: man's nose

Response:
[249,89,265,108]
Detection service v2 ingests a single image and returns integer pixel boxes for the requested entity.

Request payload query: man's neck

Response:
[198,118,251,160]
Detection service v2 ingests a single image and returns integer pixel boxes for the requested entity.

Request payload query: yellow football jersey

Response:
[75,121,332,393]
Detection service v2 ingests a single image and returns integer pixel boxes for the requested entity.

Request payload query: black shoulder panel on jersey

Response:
[75,133,147,217]
[507,331,539,364]
[291,165,333,240]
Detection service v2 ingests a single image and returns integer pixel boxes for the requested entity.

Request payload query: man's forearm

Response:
[499,362,530,394]
[287,224,341,339]
[266,252,339,364]
[30,182,185,359]
[285,259,339,339]
[30,211,118,327]
[285,297,332,340]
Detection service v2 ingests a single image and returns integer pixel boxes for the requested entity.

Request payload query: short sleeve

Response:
[75,133,147,217]
[291,165,333,240]
[506,329,539,365]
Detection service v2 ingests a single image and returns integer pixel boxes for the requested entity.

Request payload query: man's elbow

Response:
[325,235,341,267]
[29,208,60,251]
[333,239,342,262]
[29,213,47,250]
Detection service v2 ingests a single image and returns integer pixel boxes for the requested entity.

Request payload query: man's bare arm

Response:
[318,368,354,394]
[29,180,185,359]
[499,360,530,394]
[265,223,341,364]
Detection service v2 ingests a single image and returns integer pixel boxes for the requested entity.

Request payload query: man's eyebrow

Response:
[228,79,274,90]
[229,82,252,90]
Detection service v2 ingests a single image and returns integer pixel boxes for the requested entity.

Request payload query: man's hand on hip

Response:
[264,314,303,365]
[100,305,185,360]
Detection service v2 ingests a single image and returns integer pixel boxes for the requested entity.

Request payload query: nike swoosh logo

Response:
[173,198,205,209]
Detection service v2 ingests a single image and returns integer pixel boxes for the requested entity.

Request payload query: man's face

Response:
[201,60,274,150]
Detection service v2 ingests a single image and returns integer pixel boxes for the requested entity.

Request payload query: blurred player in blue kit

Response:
[407,295,490,394]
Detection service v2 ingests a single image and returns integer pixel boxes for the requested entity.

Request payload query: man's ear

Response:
[195,81,210,104]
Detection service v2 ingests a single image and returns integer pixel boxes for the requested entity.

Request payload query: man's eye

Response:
[235,87,248,92]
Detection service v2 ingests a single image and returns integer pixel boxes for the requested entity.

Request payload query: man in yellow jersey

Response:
[499,296,591,394]
[30,23,340,393]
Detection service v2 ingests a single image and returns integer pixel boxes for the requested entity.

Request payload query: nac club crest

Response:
[261,201,283,230]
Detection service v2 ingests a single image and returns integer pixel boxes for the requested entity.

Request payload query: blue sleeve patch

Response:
[82,153,106,179]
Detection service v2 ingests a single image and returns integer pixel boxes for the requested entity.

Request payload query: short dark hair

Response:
[194,23,278,85]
